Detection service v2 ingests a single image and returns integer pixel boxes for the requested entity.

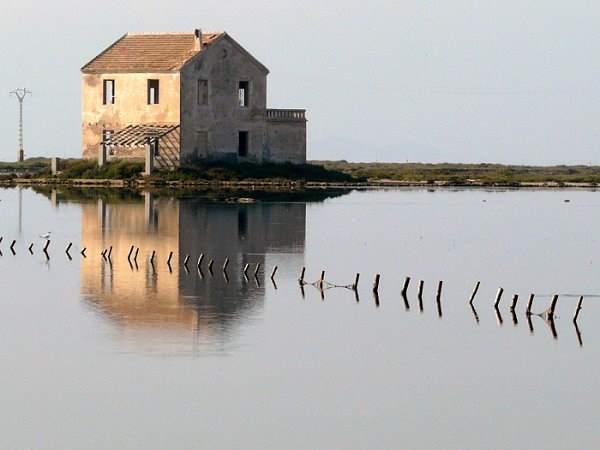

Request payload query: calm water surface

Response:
[0,186,599,449]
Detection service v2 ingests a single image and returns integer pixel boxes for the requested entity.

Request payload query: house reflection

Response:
[79,192,306,352]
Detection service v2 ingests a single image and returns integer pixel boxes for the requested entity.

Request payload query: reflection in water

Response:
[75,192,308,353]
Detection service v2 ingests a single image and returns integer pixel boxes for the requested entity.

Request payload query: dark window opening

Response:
[198,79,208,105]
[102,80,115,105]
[147,79,160,104]
[102,129,114,155]
[238,208,248,239]
[238,81,249,107]
[149,137,160,156]
[238,131,249,157]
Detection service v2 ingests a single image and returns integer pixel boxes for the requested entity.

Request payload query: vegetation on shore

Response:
[315,161,600,185]
[5,157,600,186]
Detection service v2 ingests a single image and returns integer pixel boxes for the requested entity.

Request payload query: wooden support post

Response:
[299,267,306,284]
[150,250,156,264]
[128,245,134,261]
[510,294,519,311]
[243,263,249,275]
[0,236,3,244]
[207,259,214,271]
[81,247,87,257]
[134,247,139,262]
[28,243,34,253]
[222,258,229,272]
[436,281,443,301]
[10,240,16,252]
[548,294,559,317]
[254,263,261,277]
[43,240,50,252]
[65,242,72,255]
[318,270,325,289]
[574,296,584,323]
[167,251,173,266]
[401,277,411,296]
[418,280,424,298]
[271,266,278,280]
[197,253,204,268]
[468,281,481,305]
[373,274,381,293]
[526,294,535,315]
[353,273,360,290]
[183,255,190,267]
[494,287,504,308]
[107,246,113,259]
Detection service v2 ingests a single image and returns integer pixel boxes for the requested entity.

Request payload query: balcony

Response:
[266,109,306,122]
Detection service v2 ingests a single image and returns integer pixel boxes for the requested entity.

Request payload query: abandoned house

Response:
[81,30,306,169]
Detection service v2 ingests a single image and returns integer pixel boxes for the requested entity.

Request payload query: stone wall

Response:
[265,120,307,164]
[81,72,180,159]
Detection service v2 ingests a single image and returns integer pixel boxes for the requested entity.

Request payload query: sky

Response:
[1,0,600,164]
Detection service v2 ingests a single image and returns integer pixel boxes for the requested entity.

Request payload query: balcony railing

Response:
[266,109,306,122]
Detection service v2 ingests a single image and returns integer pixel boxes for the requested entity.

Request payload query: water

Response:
[0,186,598,449]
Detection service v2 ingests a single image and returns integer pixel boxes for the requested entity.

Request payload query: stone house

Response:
[81,30,307,169]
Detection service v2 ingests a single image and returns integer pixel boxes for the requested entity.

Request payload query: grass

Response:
[5,157,600,185]
[313,161,600,185]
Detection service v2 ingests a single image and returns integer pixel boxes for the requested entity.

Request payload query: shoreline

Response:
[2,177,599,190]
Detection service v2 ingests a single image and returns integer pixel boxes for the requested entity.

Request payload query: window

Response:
[238,131,249,157]
[198,79,208,105]
[102,80,115,105]
[149,137,160,156]
[238,81,249,107]
[102,130,114,155]
[147,79,160,104]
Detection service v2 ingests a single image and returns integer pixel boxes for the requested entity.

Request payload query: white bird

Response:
[39,232,51,239]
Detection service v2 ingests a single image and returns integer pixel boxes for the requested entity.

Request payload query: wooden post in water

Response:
[28,243,34,254]
[436,281,443,301]
[574,296,584,323]
[183,255,190,267]
[128,245,135,261]
[197,253,204,268]
[526,294,535,315]
[468,281,481,305]
[548,294,559,317]
[150,250,156,265]
[43,240,50,253]
[254,263,261,277]
[494,288,504,308]
[243,263,249,276]
[10,240,16,253]
[353,273,360,291]
[81,247,87,257]
[133,247,139,262]
[417,280,424,298]
[271,266,278,280]
[107,246,113,259]
[510,294,519,311]
[65,242,72,255]
[299,267,306,284]
[319,270,325,289]
[167,251,173,266]
[373,274,380,294]
[207,259,214,271]
[222,258,229,272]
[401,277,411,296]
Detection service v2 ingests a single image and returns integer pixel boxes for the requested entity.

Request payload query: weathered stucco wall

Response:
[179,36,268,163]
[81,73,180,159]
[266,121,307,164]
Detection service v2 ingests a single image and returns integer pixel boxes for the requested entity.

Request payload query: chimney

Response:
[194,28,203,51]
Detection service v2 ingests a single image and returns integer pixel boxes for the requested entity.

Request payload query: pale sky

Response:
[2,0,600,164]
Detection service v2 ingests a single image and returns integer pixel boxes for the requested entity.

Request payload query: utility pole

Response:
[9,88,32,162]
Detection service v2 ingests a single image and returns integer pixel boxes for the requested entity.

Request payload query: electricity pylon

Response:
[9,88,32,162]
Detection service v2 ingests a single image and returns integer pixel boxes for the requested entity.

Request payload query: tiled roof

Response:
[82,32,223,73]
